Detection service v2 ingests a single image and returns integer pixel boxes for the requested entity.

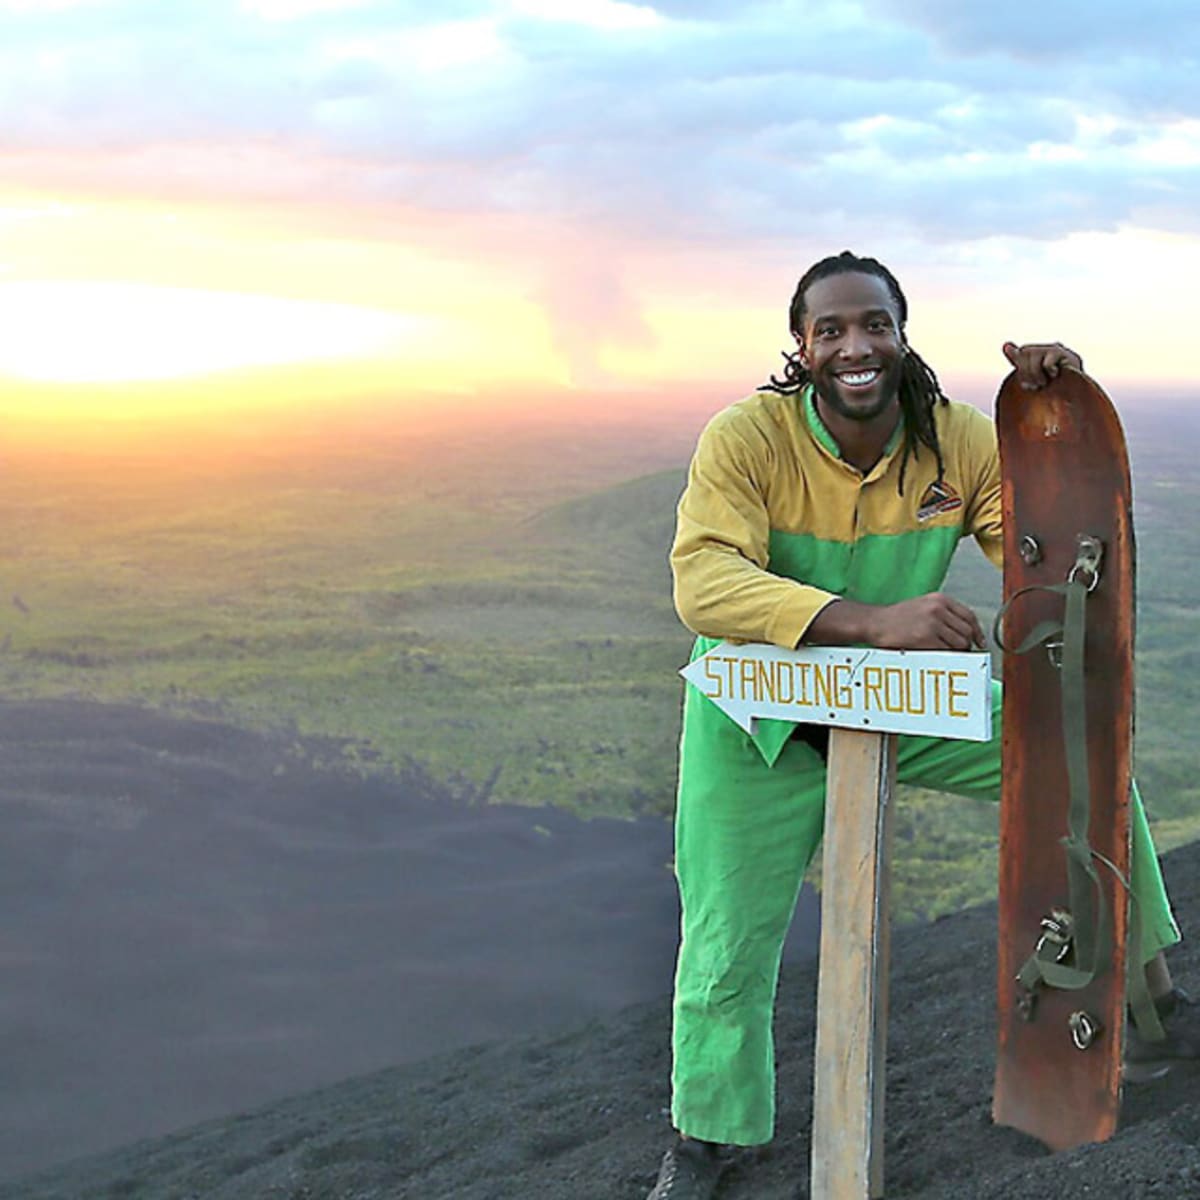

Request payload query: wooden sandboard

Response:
[992,367,1134,1151]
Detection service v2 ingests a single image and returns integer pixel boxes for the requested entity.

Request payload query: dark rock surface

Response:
[0,697,815,1187]
[2,700,1197,1198]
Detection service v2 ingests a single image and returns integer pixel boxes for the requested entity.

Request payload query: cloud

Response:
[533,242,656,385]
[241,0,374,20]
[866,0,1200,62]
[0,0,1197,254]
[509,0,664,31]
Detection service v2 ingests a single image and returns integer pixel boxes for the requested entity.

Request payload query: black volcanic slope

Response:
[0,699,724,1179]
[2,701,1199,1198]
[6,849,1200,1199]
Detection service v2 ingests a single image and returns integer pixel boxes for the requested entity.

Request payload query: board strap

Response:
[994,550,1163,1043]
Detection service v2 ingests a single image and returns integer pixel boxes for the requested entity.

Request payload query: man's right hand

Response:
[805,592,986,651]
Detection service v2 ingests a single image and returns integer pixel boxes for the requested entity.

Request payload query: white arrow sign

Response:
[681,642,992,741]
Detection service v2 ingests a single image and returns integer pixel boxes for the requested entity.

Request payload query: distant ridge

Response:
[531,468,685,564]
[7,841,1199,1199]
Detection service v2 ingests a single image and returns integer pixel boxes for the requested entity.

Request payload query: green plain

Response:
[2,406,1197,923]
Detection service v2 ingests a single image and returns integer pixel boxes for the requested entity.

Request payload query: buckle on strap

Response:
[1036,909,1075,963]
[1066,534,1104,592]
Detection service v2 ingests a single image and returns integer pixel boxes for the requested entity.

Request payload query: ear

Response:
[793,334,809,368]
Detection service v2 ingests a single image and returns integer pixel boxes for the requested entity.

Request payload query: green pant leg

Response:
[895,679,1180,961]
[672,677,1181,1148]
[1128,779,1182,958]
[671,688,826,1146]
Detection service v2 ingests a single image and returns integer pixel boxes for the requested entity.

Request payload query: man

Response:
[649,251,1196,1199]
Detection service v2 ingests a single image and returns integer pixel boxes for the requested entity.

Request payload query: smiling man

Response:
[648,251,1196,1199]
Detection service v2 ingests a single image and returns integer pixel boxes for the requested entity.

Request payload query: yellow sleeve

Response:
[959,406,1004,569]
[670,408,838,648]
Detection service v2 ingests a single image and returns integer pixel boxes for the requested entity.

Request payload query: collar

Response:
[802,385,904,466]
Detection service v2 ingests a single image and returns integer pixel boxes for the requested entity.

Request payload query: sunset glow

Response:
[0,281,424,383]
[1,2,1198,436]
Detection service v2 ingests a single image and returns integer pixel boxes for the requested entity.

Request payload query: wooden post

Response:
[680,641,990,1195]
[810,728,898,1200]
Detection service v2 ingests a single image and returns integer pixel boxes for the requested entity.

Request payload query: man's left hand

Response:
[1001,341,1083,390]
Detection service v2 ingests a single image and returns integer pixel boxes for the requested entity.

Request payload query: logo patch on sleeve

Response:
[916,480,963,521]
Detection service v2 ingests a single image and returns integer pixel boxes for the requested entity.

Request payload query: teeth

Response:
[838,369,879,386]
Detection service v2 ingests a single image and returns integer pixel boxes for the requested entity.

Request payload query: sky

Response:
[1,0,1199,431]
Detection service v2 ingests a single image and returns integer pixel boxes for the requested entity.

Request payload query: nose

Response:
[840,325,872,359]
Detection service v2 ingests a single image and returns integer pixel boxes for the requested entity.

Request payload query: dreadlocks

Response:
[760,250,949,496]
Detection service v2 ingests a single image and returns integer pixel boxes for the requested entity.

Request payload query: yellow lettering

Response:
[702,656,723,698]
[797,663,813,705]
[756,662,775,703]
[813,663,834,709]
[926,668,946,714]
[883,667,906,713]
[740,659,758,702]
[833,663,852,709]
[776,662,795,705]
[949,671,969,718]
[863,665,883,711]
[720,655,739,698]
[905,669,927,716]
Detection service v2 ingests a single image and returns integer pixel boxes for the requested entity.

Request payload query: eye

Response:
[816,325,839,339]
[868,317,892,333]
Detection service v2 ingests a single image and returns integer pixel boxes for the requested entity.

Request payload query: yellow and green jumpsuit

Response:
[668,385,1180,1146]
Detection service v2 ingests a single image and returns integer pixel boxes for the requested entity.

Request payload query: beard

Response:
[810,358,904,424]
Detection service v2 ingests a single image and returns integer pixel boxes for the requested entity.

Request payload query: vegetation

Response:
[1,402,1197,922]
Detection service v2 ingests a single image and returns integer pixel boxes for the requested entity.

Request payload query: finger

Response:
[1020,351,1050,391]
[1041,347,1067,380]
[1020,351,1048,389]
[953,605,985,649]
[1005,343,1063,390]
[936,598,985,648]
[940,594,981,625]
[1046,343,1083,378]
[937,624,974,652]
[964,609,986,649]
[1008,344,1041,391]
[937,607,979,648]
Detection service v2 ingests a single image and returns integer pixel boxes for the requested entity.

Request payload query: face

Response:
[796,271,906,428]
